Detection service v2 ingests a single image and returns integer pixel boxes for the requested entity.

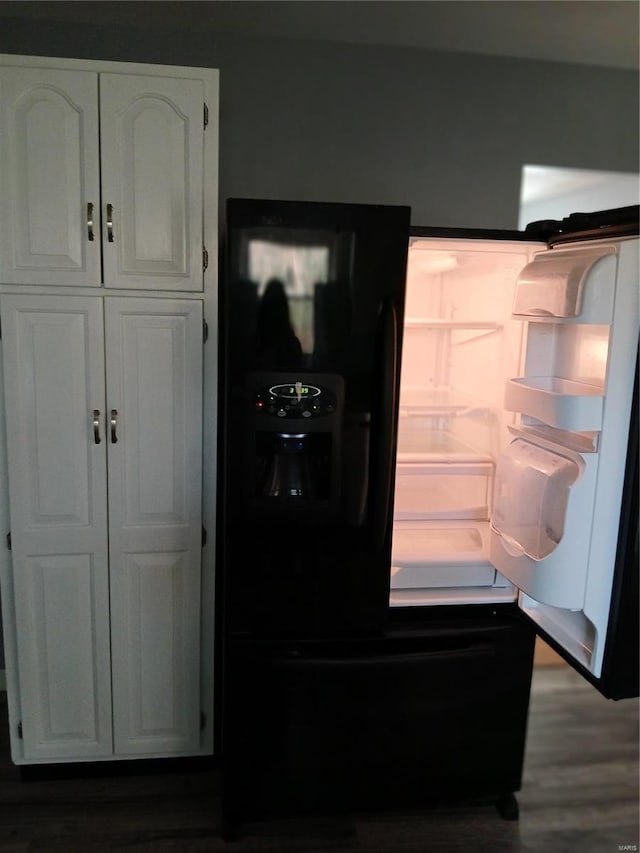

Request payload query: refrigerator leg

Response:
[220,813,241,843]
[220,787,242,842]
[495,792,520,821]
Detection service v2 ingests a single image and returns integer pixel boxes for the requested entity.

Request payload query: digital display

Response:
[269,383,322,399]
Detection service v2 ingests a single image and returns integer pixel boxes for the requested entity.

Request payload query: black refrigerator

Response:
[217,200,638,830]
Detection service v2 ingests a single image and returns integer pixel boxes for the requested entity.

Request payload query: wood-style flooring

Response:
[0,665,637,852]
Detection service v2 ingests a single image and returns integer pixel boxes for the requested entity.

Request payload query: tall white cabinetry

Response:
[0,54,219,765]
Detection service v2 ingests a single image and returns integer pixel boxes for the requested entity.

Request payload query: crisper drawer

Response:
[393,462,493,520]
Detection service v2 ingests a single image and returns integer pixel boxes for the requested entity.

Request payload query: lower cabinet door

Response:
[1,295,113,760]
[1,294,204,762]
[105,298,203,756]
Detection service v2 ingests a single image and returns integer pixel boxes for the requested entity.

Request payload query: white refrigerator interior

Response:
[390,234,639,680]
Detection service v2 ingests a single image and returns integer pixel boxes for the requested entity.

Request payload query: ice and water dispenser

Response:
[246,372,344,511]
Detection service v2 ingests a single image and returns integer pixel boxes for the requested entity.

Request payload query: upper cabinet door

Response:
[0,68,102,286]
[100,74,205,291]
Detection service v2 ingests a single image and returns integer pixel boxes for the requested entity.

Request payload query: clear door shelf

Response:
[512,246,616,321]
[505,376,604,431]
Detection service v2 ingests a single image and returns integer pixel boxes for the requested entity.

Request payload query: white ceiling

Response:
[1,1,638,70]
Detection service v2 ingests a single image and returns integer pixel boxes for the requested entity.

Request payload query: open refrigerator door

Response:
[391,221,639,695]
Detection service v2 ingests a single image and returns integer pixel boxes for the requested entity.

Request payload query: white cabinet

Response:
[100,75,205,290]
[1,294,204,760]
[0,66,207,290]
[0,68,101,287]
[1,296,111,760]
[105,298,204,755]
[0,53,218,766]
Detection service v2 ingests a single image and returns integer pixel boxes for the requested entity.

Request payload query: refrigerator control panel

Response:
[255,382,337,419]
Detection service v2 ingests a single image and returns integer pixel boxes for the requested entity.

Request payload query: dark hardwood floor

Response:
[0,665,637,852]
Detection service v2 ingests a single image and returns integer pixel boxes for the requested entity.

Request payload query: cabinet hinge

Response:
[203,319,209,344]
[203,246,209,272]
[200,711,207,731]
[204,102,209,129]
[202,526,207,546]
[6,532,11,551]
[17,721,23,740]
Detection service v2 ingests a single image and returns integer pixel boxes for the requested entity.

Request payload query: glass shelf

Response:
[405,318,503,329]
[399,387,482,413]
[393,461,493,521]
[396,430,492,462]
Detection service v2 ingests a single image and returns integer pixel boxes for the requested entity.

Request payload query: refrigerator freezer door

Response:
[222,200,410,638]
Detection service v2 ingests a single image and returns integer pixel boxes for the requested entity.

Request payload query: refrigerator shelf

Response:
[399,387,487,414]
[391,522,488,565]
[391,562,497,589]
[405,318,502,329]
[505,376,604,431]
[390,586,517,607]
[390,522,499,590]
[394,507,490,521]
[396,430,492,462]
[393,461,493,521]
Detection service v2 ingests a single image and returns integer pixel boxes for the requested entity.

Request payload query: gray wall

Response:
[0,15,638,671]
[1,15,638,230]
